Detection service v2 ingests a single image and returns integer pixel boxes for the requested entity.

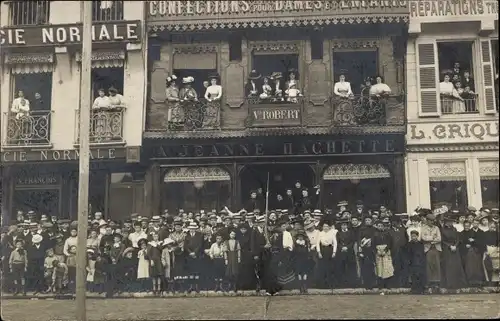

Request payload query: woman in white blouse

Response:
[439,73,464,113]
[92,88,111,109]
[203,73,222,128]
[316,220,337,288]
[369,76,392,97]
[334,73,354,98]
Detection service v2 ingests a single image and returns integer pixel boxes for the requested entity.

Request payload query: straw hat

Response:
[248,70,261,80]
[182,76,195,84]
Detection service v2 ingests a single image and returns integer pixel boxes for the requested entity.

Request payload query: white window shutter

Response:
[480,39,497,114]
[416,40,440,117]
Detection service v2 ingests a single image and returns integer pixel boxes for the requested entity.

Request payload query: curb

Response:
[2,287,499,300]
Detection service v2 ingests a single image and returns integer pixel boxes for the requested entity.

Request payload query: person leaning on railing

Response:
[11,90,30,120]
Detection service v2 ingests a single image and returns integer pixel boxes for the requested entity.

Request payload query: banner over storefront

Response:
[146,0,409,31]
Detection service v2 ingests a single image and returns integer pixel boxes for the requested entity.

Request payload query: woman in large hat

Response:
[202,72,222,128]
[245,70,261,98]
[459,219,486,287]
[440,211,467,290]
[179,76,198,102]
[420,213,442,291]
[166,74,183,125]
[293,228,310,293]
[270,71,284,102]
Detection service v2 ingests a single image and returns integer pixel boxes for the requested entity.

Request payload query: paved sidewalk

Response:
[2,286,498,300]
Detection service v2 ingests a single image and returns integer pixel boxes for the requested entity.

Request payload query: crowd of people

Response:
[439,61,478,113]
[1,199,499,297]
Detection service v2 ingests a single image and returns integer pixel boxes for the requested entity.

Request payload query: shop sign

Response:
[409,0,498,18]
[407,121,499,145]
[249,105,301,127]
[0,21,141,48]
[147,0,409,20]
[148,135,404,159]
[16,174,59,186]
[1,148,126,163]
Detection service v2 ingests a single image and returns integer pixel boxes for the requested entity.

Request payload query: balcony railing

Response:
[441,96,479,114]
[9,0,49,26]
[167,100,221,131]
[3,111,52,146]
[75,107,125,144]
[331,94,405,127]
[245,97,305,128]
[92,0,123,21]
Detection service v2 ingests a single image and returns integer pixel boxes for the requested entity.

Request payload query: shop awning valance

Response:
[164,166,230,182]
[75,50,125,68]
[428,162,466,182]
[4,52,54,74]
[323,164,390,181]
[479,161,499,180]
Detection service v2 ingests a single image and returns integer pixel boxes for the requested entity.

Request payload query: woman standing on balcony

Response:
[333,72,353,99]
[203,73,222,128]
[439,72,464,114]
[166,75,183,126]
[108,87,125,108]
[11,90,30,120]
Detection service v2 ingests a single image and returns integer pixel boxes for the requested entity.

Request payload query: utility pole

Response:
[76,1,92,321]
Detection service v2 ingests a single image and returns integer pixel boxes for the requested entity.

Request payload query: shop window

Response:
[162,181,230,214]
[430,181,468,211]
[437,41,478,114]
[92,0,123,22]
[323,179,393,210]
[332,50,378,95]
[249,54,300,104]
[9,0,49,26]
[481,179,499,208]
[108,173,144,222]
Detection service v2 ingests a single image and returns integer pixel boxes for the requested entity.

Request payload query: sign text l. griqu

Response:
[0,21,141,47]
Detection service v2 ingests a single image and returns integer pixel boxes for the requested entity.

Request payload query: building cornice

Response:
[407,143,499,153]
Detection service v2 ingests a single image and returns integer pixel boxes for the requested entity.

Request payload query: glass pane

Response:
[481,179,499,208]
[430,180,468,211]
[323,178,393,210]
[12,189,60,218]
[162,181,230,213]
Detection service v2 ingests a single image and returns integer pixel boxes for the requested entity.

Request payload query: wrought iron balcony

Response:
[3,111,52,146]
[331,94,405,127]
[167,99,221,131]
[9,0,50,26]
[75,107,125,144]
[245,96,305,128]
[441,96,479,114]
[92,0,123,21]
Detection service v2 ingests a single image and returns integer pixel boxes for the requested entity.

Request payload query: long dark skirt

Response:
[259,249,282,295]
[441,247,467,289]
[274,250,295,289]
[425,247,441,283]
[463,248,485,286]
[212,258,226,280]
[237,251,255,290]
[360,248,376,289]
[318,245,335,288]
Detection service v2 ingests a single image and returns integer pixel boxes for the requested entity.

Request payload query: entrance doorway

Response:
[240,164,315,206]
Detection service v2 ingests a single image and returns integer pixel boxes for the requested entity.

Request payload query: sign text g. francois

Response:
[0,20,141,48]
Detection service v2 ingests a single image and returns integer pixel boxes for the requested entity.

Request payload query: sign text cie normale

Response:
[2,148,118,162]
[0,22,139,46]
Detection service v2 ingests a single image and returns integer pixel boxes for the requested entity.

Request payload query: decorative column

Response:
[309,162,326,209]
[143,163,161,217]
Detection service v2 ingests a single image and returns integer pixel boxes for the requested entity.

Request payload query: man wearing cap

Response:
[358,216,377,289]
[460,218,486,287]
[28,234,46,294]
[284,188,295,214]
[336,201,348,220]
[18,221,33,246]
[244,191,262,214]
[298,188,314,214]
[16,211,24,225]
[250,215,267,292]
[184,221,204,292]
[354,200,367,217]
[389,215,409,288]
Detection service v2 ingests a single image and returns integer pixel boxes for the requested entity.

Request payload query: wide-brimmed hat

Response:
[270,71,282,79]
[108,87,118,94]
[312,209,323,217]
[187,221,199,230]
[151,216,161,222]
[337,201,348,207]
[166,74,178,84]
[208,73,220,80]
[182,76,195,84]
[32,234,43,244]
[137,238,148,247]
[304,220,315,230]
[295,229,307,238]
[163,238,175,246]
[255,215,266,224]
[248,70,261,80]
[122,247,135,256]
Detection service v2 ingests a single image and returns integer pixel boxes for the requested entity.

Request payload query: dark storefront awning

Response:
[323,164,390,180]
[164,166,230,182]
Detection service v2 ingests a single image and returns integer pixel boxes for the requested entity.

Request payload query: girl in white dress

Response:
[203,74,222,128]
[137,238,150,292]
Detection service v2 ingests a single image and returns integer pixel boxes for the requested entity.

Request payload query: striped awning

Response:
[323,164,390,181]
[4,52,54,74]
[164,166,230,182]
[75,50,126,68]
[479,161,499,180]
[428,162,466,182]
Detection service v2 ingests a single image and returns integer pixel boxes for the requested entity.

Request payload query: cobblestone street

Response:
[2,294,500,320]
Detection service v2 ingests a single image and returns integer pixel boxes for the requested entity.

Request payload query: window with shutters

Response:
[437,42,478,115]
[492,39,499,113]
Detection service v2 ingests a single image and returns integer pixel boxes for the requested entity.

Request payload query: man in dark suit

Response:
[250,216,268,292]
[28,235,46,294]
[184,221,204,292]
[335,219,358,288]
[244,191,262,213]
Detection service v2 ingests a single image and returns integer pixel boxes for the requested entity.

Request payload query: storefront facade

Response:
[0,1,147,223]
[143,0,410,215]
[405,0,499,212]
